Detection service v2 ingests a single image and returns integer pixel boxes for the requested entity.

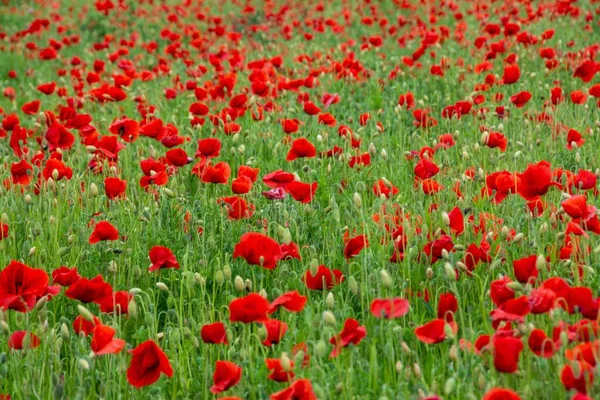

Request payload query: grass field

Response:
[1,0,600,399]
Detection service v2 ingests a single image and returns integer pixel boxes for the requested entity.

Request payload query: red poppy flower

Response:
[0,260,54,312]
[89,221,119,244]
[330,318,366,357]
[231,175,253,194]
[561,361,593,394]
[286,138,316,161]
[51,266,81,286]
[303,265,344,290]
[527,329,558,358]
[286,181,318,203]
[201,322,228,344]
[148,246,179,272]
[414,158,440,180]
[262,319,288,346]
[567,129,585,150]
[233,233,283,269]
[8,331,40,350]
[21,100,40,115]
[200,162,231,184]
[280,242,302,261]
[210,361,242,394]
[73,315,100,336]
[437,293,458,322]
[268,291,307,313]
[518,161,553,200]
[42,158,73,181]
[343,235,369,260]
[510,91,532,108]
[265,358,295,382]
[196,138,221,159]
[45,122,75,151]
[10,160,33,185]
[217,196,254,220]
[370,298,410,319]
[422,235,454,264]
[165,148,191,167]
[482,388,521,400]
[0,224,8,241]
[91,324,126,356]
[109,118,139,142]
[127,340,173,388]
[446,207,464,235]
[271,378,317,400]
[562,195,594,220]
[104,177,127,200]
[97,290,132,314]
[493,335,523,373]
[263,170,296,189]
[229,293,270,323]
[502,64,520,84]
[414,319,457,344]
[512,255,539,284]
[282,119,300,134]
[373,179,399,198]
[65,275,112,303]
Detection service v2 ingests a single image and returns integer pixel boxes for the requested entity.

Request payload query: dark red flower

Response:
[262,319,288,346]
[148,246,179,272]
[127,340,173,388]
[89,221,119,244]
[271,379,317,400]
[303,265,344,290]
[233,233,283,269]
[493,335,523,373]
[229,293,270,323]
[268,291,307,313]
[370,298,410,319]
[265,358,295,382]
[65,275,112,303]
[201,322,228,344]
[8,331,40,350]
[210,361,242,394]
[343,235,369,260]
[0,260,54,312]
[51,266,81,286]
[91,324,126,356]
[286,181,318,203]
[329,318,366,356]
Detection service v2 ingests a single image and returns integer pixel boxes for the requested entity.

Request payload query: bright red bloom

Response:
[370,298,410,319]
[45,122,75,151]
[91,324,126,355]
[104,177,127,200]
[148,246,179,272]
[73,315,100,336]
[482,388,521,400]
[201,322,228,344]
[210,361,242,394]
[109,118,139,142]
[42,158,73,181]
[286,181,318,203]
[561,361,593,394]
[8,331,40,350]
[343,235,369,260]
[201,162,231,184]
[231,175,253,194]
[98,290,132,314]
[527,329,559,358]
[287,138,316,161]
[229,293,270,323]
[10,160,33,185]
[415,319,457,344]
[510,91,532,108]
[262,319,288,346]
[329,318,367,357]
[65,275,112,303]
[263,170,295,189]
[512,255,539,284]
[268,291,307,313]
[233,233,283,269]
[303,265,344,290]
[265,358,295,382]
[89,221,119,244]
[493,335,523,373]
[196,138,221,159]
[127,340,173,388]
[0,261,54,312]
[51,266,81,286]
[271,379,317,400]
[437,293,458,322]
[218,196,255,219]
